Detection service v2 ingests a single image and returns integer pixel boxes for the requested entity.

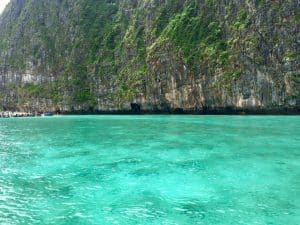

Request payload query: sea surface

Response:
[0,115,299,225]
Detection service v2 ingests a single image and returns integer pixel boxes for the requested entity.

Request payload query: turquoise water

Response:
[0,116,299,225]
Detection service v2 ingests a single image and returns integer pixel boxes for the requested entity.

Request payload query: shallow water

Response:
[0,115,299,224]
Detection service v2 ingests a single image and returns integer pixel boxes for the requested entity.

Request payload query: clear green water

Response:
[0,116,299,225]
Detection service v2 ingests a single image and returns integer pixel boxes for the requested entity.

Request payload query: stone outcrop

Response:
[0,0,299,113]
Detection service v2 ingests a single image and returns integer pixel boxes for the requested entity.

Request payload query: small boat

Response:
[42,112,54,116]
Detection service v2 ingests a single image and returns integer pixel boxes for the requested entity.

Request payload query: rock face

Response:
[0,0,299,113]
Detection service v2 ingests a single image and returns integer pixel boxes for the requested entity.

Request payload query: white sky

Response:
[0,0,10,15]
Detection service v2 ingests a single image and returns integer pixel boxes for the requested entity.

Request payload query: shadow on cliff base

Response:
[60,104,300,115]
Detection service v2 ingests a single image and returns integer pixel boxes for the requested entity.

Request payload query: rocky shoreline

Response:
[61,106,300,115]
[1,106,299,118]
[0,111,38,118]
[0,111,55,118]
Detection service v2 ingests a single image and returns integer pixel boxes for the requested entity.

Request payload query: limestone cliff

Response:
[0,0,299,113]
